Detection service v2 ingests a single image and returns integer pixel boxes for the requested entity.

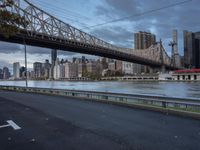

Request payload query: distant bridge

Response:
[0,0,174,69]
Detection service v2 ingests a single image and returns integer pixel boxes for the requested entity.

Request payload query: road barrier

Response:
[1,85,200,119]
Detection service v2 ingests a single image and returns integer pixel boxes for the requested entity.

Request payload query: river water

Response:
[0,80,200,99]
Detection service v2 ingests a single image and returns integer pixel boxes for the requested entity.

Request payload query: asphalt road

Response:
[0,90,200,150]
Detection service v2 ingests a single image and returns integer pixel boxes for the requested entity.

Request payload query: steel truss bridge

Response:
[0,0,174,69]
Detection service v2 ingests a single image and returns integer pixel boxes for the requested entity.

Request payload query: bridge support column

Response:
[161,65,166,73]
[149,67,154,74]
[23,38,28,88]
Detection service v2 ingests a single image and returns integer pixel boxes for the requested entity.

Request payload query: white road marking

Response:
[0,124,10,128]
[7,120,21,130]
[0,120,21,130]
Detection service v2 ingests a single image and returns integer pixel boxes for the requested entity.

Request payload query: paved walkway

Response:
[0,91,200,150]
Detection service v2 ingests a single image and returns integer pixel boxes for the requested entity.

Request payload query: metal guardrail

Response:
[0,85,200,114]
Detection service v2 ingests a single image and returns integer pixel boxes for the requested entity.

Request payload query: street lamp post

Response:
[23,38,28,88]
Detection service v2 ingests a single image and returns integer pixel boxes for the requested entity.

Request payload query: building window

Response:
[194,75,197,80]
[188,75,191,80]
[183,75,185,80]
[177,75,180,80]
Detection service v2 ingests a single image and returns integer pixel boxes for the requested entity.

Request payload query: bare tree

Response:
[0,0,28,38]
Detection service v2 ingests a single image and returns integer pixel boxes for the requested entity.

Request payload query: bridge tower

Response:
[159,39,166,73]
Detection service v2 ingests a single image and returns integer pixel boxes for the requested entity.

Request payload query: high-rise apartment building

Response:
[183,31,194,68]
[184,30,200,68]
[115,60,123,73]
[108,62,116,72]
[13,62,20,79]
[51,49,57,66]
[51,49,57,79]
[53,65,60,80]
[43,59,51,79]
[133,31,156,74]
[0,68,3,79]
[78,62,87,77]
[53,58,60,80]
[20,66,26,78]
[86,61,97,74]
[122,62,134,75]
[3,67,10,79]
[173,30,178,55]
[60,64,65,79]
[101,57,108,69]
[134,31,156,49]
[64,62,78,78]
[195,32,200,68]
[170,30,181,68]
[95,61,103,76]
[33,62,42,79]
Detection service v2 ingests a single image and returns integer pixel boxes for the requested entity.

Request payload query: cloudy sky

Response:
[0,0,199,71]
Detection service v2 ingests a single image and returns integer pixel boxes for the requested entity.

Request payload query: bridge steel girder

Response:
[0,0,175,69]
[0,32,166,68]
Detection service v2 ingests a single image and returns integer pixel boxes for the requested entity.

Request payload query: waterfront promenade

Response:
[0,90,200,150]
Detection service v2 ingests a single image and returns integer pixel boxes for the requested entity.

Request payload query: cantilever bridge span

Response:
[0,0,174,69]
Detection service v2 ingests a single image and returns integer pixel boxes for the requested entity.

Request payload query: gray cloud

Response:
[91,26,133,48]
[0,60,12,70]
[93,0,200,55]
[0,0,199,62]
[0,42,21,54]
[0,41,77,56]
[26,45,75,56]
[96,0,141,19]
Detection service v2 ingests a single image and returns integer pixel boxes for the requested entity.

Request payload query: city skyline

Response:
[1,54,161,80]
[0,29,197,71]
[1,1,200,149]
[0,0,200,70]
[2,27,199,80]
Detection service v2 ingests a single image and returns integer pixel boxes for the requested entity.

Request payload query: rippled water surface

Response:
[0,81,200,99]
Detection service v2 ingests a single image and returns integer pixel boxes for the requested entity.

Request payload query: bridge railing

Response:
[1,85,200,118]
